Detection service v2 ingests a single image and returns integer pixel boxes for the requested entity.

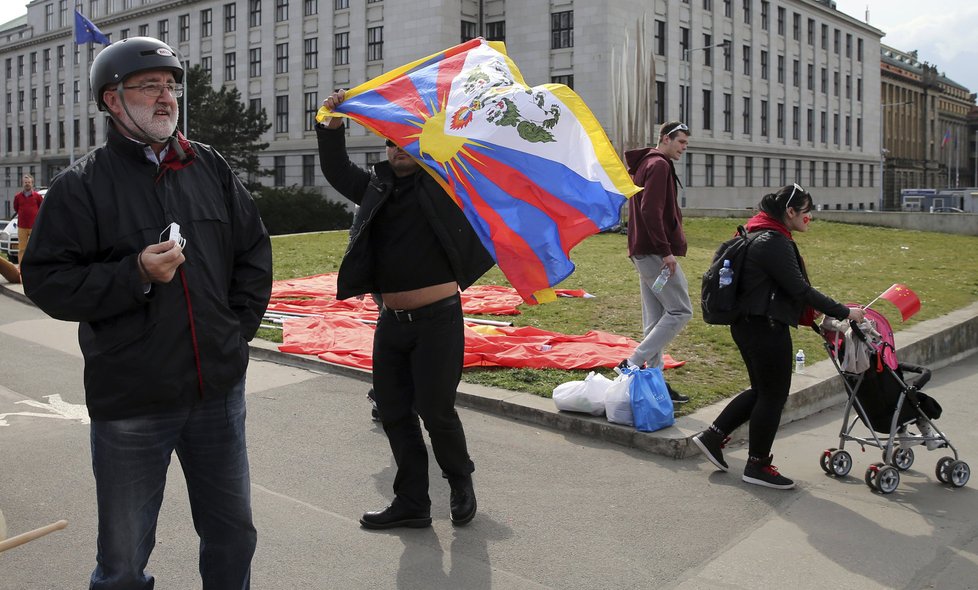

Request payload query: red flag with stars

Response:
[878,283,920,321]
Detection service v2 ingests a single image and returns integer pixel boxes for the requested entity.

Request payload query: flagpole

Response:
[68,3,78,165]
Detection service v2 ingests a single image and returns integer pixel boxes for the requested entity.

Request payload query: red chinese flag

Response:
[878,283,920,321]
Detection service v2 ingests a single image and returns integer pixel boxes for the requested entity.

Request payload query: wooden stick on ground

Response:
[0,520,68,553]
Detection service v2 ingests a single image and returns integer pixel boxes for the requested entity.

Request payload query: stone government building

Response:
[1,0,975,218]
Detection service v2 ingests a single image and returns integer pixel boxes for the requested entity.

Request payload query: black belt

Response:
[382,293,460,323]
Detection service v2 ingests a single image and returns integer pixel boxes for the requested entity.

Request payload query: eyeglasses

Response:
[785,182,805,209]
[385,139,396,148]
[121,83,184,98]
[663,122,689,137]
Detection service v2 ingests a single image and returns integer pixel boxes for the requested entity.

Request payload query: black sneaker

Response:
[366,389,380,422]
[666,382,690,404]
[692,429,730,472]
[614,359,639,375]
[742,455,795,490]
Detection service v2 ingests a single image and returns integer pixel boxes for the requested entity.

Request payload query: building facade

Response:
[879,44,976,210]
[2,0,885,217]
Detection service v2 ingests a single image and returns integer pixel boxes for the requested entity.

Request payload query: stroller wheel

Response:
[875,465,900,494]
[935,457,955,484]
[865,462,883,489]
[829,450,853,477]
[819,448,837,474]
[948,461,971,488]
[891,447,914,471]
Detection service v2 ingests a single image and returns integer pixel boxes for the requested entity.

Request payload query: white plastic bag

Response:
[552,371,612,415]
[604,371,634,426]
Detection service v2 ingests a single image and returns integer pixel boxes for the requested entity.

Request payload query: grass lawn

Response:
[263,218,978,416]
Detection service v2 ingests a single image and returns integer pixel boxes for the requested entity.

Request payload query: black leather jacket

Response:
[22,122,272,420]
[316,126,494,300]
[737,230,850,327]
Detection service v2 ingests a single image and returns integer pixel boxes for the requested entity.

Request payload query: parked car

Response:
[931,207,964,213]
[0,216,18,264]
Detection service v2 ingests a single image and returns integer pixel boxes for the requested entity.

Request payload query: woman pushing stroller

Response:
[692,184,865,489]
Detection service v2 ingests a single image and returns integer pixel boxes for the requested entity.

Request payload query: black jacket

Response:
[738,230,850,327]
[316,126,494,299]
[22,122,272,420]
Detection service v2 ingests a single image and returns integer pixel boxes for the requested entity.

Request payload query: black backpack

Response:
[700,226,765,325]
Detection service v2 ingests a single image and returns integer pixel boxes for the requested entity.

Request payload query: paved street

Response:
[1,291,977,589]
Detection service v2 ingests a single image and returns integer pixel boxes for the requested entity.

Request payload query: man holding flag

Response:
[317,90,492,530]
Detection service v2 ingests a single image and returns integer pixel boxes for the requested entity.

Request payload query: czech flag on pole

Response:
[75,10,110,45]
[878,283,921,321]
[320,38,640,304]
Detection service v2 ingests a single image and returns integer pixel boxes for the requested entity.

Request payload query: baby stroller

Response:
[815,305,970,494]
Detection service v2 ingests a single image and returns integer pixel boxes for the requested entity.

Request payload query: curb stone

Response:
[5,280,977,459]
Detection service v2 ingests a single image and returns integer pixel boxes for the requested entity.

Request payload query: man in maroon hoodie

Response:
[620,121,693,403]
[13,174,44,265]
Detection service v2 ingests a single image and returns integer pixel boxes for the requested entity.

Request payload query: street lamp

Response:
[879,99,913,211]
[679,39,729,205]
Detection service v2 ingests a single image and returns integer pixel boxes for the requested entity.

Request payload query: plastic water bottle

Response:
[795,349,806,373]
[651,267,671,293]
[718,259,733,288]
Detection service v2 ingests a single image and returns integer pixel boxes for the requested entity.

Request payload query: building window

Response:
[201,55,212,74]
[760,100,768,136]
[276,0,289,22]
[303,154,316,186]
[742,44,751,75]
[249,98,262,114]
[779,158,787,185]
[275,95,289,133]
[551,75,574,89]
[179,14,190,41]
[857,78,863,101]
[276,43,289,73]
[551,11,573,49]
[274,156,286,185]
[654,20,666,56]
[304,38,318,70]
[857,38,864,61]
[858,163,864,187]
[681,27,690,59]
[250,0,261,27]
[807,109,814,142]
[723,40,732,71]
[833,71,839,96]
[820,111,827,143]
[776,102,784,138]
[807,64,814,90]
[836,162,842,187]
[845,115,851,145]
[120,28,129,40]
[249,48,261,77]
[304,0,318,17]
[702,89,712,130]
[857,117,863,147]
[335,0,348,8]
[334,32,349,65]
[760,50,768,79]
[742,96,751,134]
[845,75,851,99]
[461,20,477,42]
[703,34,713,66]
[763,157,771,185]
[367,26,383,61]
[821,67,827,93]
[745,156,753,187]
[810,160,816,186]
[201,9,213,37]
[846,33,852,58]
[304,92,318,131]
[777,55,784,84]
[485,21,505,41]
[726,155,735,186]
[792,106,799,140]
[833,113,840,144]
[655,81,665,123]
[704,0,713,11]
[723,93,732,132]
[792,59,799,87]
[807,18,815,45]
[823,161,829,186]
[224,3,236,32]
[821,24,828,49]
[742,0,750,23]
[705,154,714,186]
[834,29,840,53]
[777,6,785,35]
[792,12,800,41]
[760,1,769,30]
[224,52,236,81]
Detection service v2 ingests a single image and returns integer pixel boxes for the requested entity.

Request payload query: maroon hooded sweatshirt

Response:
[623,147,687,258]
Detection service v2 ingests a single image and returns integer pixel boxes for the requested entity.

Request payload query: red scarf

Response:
[744,212,819,326]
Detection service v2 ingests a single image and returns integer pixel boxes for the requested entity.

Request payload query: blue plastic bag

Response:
[628,367,675,432]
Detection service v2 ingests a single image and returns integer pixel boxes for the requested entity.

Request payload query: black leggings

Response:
[713,316,794,459]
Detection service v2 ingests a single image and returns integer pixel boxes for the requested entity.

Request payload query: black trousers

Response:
[713,316,794,460]
[372,293,474,512]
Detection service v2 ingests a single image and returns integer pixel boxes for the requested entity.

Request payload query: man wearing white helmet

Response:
[21,37,272,590]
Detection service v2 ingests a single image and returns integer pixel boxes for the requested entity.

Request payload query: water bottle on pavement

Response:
[651,267,671,293]
[718,259,733,288]
[795,349,806,373]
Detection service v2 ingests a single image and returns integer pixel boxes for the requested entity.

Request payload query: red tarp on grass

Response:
[270,273,685,371]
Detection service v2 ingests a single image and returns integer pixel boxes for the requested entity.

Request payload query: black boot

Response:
[448,476,477,526]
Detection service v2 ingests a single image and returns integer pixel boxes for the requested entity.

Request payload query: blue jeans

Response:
[89,378,256,590]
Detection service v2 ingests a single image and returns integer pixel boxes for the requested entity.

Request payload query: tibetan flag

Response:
[320,38,640,305]
[941,128,951,148]
[75,10,110,46]
[878,283,920,321]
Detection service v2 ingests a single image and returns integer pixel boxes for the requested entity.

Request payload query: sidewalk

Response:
[4,278,977,459]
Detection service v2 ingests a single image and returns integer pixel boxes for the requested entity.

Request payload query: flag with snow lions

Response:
[319,38,640,305]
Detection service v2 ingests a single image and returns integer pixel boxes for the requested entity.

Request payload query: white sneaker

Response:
[916,419,942,450]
